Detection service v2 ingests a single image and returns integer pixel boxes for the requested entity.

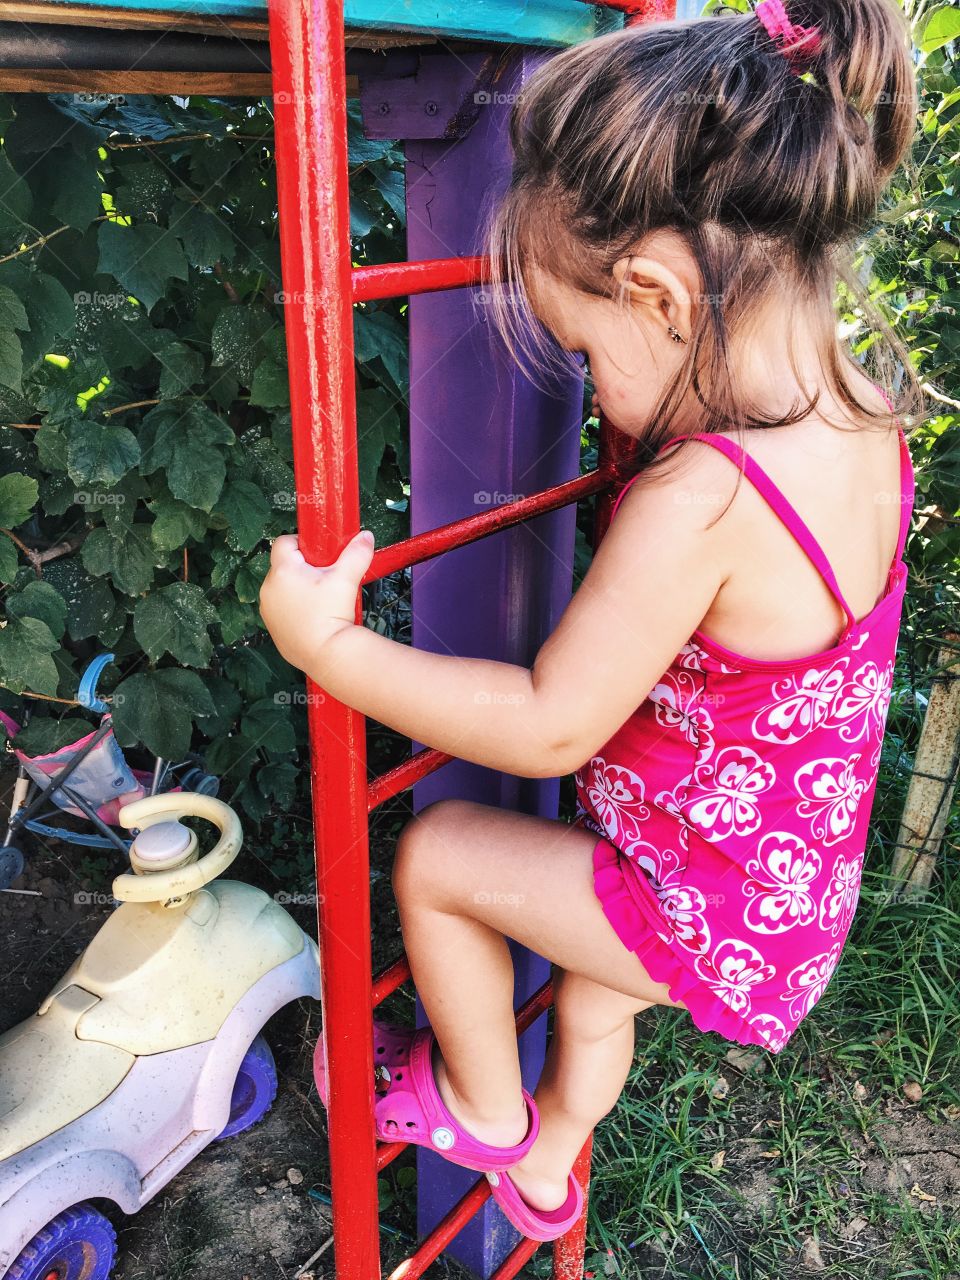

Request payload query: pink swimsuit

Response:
[576,424,915,1054]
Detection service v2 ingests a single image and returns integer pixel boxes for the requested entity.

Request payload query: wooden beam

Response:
[0,2,439,49]
[0,1,269,38]
[0,67,279,92]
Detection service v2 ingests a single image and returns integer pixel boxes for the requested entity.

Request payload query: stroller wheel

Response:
[179,768,220,798]
[0,845,24,890]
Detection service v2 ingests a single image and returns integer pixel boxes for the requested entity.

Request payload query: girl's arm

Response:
[259,449,735,778]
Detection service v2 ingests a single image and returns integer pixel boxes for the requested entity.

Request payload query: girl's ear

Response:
[611,253,693,343]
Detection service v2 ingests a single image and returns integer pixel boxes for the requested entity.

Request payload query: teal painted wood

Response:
[37,0,623,46]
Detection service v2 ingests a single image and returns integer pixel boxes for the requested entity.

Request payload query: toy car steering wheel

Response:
[112,793,243,903]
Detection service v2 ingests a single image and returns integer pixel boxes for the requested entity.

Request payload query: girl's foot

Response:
[429,1041,572,1212]
[430,1039,529,1149]
[497,1153,572,1213]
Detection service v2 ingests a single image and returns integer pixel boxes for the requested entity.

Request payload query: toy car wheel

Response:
[8,1202,116,1280]
[215,1033,278,1141]
[0,844,25,890]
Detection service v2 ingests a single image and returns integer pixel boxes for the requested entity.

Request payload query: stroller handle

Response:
[112,793,243,903]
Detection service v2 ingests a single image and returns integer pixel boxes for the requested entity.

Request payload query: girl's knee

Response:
[392,799,471,899]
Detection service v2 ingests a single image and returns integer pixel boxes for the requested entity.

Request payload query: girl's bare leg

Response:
[506,970,651,1209]
[392,798,685,1209]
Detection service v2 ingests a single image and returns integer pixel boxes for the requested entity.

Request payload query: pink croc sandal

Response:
[314,1020,411,1109]
[485,1167,585,1242]
[313,1019,540,1173]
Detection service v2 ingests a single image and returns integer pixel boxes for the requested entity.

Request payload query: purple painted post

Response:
[361,46,584,1276]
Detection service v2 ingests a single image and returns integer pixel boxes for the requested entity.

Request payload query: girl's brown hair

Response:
[481,0,923,496]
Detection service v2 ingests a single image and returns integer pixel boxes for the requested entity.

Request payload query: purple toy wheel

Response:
[215,1033,278,1141]
[8,1202,116,1280]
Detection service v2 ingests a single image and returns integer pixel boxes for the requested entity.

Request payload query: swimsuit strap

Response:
[893,423,915,563]
[654,432,859,636]
[609,396,915,635]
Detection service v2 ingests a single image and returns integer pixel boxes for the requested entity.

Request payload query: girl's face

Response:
[528,237,696,438]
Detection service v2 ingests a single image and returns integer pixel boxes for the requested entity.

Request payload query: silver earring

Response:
[668,325,687,345]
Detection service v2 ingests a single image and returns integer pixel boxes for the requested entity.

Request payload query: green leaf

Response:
[133,581,218,667]
[35,424,69,476]
[242,696,296,754]
[80,523,155,595]
[249,356,290,408]
[354,310,408,393]
[20,273,76,367]
[257,760,298,807]
[148,492,208,550]
[0,615,60,696]
[0,330,23,393]
[0,472,38,527]
[204,732,254,783]
[212,478,272,553]
[49,150,104,232]
[235,550,269,603]
[66,421,141,488]
[0,148,33,246]
[5,580,68,640]
[112,667,216,758]
[139,401,233,511]
[115,163,173,219]
[193,673,243,737]
[175,206,234,268]
[217,596,260,645]
[223,644,287,700]
[920,7,960,54]
[0,285,29,333]
[0,536,17,583]
[356,387,398,492]
[371,163,406,222]
[43,557,117,642]
[157,342,205,398]
[211,305,272,386]
[11,715,94,757]
[168,445,226,512]
[96,221,189,313]
[350,194,377,238]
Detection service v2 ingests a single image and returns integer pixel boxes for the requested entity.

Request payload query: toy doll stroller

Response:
[0,652,220,890]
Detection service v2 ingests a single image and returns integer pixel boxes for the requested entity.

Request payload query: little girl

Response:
[259,0,921,1242]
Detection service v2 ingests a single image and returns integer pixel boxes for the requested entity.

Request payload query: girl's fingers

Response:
[270,529,374,579]
[269,533,303,566]
[334,529,376,580]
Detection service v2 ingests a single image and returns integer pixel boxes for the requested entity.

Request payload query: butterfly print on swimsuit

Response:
[780,942,844,1021]
[693,936,776,1017]
[823,659,894,744]
[794,756,867,846]
[741,830,823,934]
[676,746,777,842]
[751,662,848,745]
[577,758,650,837]
[817,849,863,939]
[649,667,715,755]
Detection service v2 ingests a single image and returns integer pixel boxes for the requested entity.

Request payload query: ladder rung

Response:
[363,468,613,584]
[384,1175,493,1279]
[368,747,453,811]
[353,255,488,302]
[491,1235,543,1277]
[372,955,411,1005]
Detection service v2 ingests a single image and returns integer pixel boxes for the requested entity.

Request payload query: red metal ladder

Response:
[265,0,676,1274]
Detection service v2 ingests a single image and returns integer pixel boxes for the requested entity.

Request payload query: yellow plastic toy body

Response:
[0,793,322,1270]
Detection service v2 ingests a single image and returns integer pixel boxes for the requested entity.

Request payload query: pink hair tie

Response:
[755,0,822,74]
